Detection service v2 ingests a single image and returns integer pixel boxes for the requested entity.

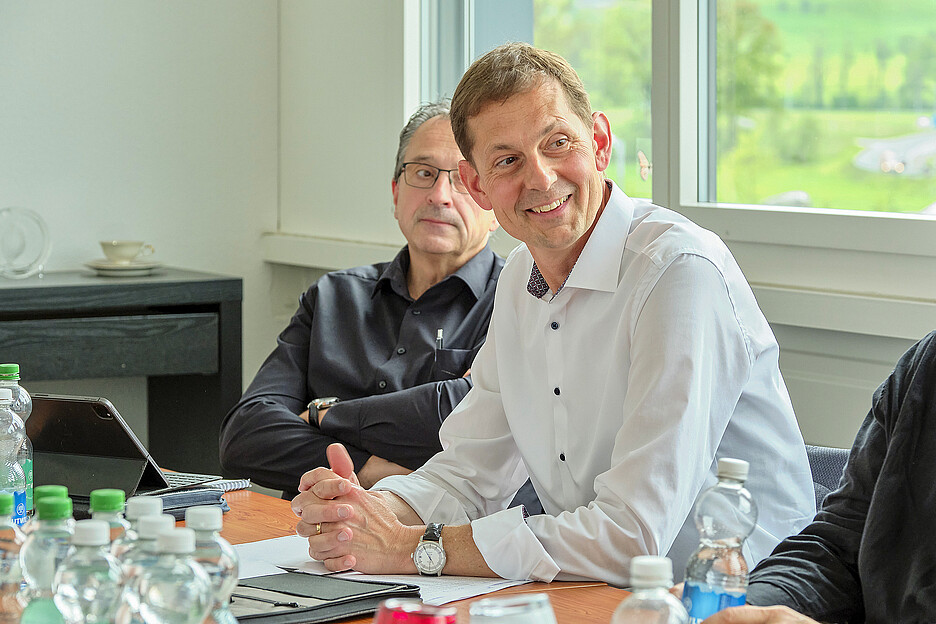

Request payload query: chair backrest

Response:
[805,444,850,510]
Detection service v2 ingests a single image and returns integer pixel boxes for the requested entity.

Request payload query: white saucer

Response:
[85,258,162,277]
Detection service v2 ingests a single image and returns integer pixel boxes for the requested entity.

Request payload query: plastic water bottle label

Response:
[682,580,745,623]
[12,490,26,525]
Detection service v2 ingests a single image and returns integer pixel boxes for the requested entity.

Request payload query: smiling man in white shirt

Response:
[292,42,815,586]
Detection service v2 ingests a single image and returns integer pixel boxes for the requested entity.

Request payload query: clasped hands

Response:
[292,443,422,574]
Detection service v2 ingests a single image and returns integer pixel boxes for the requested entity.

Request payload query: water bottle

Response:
[0,492,25,623]
[89,489,130,544]
[185,506,238,624]
[134,528,212,624]
[0,365,31,518]
[118,514,176,624]
[22,486,71,537]
[112,496,163,559]
[52,519,122,623]
[682,458,758,623]
[19,497,74,624]
[612,556,688,624]
[0,389,26,526]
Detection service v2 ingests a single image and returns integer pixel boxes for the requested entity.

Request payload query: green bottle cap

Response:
[0,364,20,380]
[36,496,72,520]
[90,488,125,512]
[34,485,69,500]
[0,493,13,516]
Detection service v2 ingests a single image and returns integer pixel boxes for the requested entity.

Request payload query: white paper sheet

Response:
[233,534,311,579]
[233,535,530,605]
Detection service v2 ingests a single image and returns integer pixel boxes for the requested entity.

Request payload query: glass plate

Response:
[0,206,51,279]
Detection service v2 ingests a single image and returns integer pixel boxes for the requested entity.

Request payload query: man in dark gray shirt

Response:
[702,330,936,623]
[219,100,505,496]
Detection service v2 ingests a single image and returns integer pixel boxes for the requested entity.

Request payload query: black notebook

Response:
[231,571,420,623]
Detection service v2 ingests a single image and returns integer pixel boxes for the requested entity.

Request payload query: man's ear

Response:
[458,159,494,212]
[592,111,612,172]
[391,178,400,218]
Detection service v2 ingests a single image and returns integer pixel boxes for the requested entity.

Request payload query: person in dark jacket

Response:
[219,100,507,497]
[703,330,936,623]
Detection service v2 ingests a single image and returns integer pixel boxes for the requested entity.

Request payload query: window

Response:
[707,0,936,214]
[453,0,936,219]
[534,0,653,200]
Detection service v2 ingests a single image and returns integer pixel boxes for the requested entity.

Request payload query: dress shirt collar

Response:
[525,180,634,299]
[374,244,498,301]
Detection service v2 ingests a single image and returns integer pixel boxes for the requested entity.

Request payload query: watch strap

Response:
[422,522,443,544]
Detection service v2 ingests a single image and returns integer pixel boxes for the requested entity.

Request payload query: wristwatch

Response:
[412,523,446,576]
[307,397,339,426]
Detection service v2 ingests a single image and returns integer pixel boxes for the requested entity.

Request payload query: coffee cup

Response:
[100,240,155,265]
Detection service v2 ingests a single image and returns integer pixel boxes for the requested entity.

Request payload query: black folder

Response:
[231,571,421,623]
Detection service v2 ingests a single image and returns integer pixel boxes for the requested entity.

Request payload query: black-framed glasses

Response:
[399,162,469,194]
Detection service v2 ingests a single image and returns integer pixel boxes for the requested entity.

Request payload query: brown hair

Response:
[450,42,592,163]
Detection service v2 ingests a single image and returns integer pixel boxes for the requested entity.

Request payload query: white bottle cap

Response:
[158,527,196,554]
[138,514,176,539]
[185,505,223,531]
[126,496,163,520]
[72,519,110,546]
[0,388,11,402]
[629,555,674,589]
[717,458,750,482]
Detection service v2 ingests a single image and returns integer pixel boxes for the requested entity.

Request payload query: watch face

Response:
[413,541,446,575]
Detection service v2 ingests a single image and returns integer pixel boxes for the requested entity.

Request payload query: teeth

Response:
[531,195,569,214]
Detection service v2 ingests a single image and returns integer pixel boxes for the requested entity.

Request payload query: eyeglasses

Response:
[399,162,469,194]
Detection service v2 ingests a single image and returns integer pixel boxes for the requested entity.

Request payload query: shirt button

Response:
[550,321,559,330]
[396,347,406,355]
[378,380,387,389]
[412,310,421,315]
[554,387,560,396]
[559,453,566,462]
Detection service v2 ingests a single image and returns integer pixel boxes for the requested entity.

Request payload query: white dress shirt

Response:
[376,181,815,585]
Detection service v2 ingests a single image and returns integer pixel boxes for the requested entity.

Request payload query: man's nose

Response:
[426,172,455,204]
[523,153,556,191]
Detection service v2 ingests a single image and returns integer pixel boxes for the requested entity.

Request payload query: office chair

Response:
[805,444,850,510]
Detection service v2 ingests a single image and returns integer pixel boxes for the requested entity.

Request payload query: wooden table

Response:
[217,490,630,623]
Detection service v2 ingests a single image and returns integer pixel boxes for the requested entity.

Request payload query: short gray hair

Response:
[394,99,452,180]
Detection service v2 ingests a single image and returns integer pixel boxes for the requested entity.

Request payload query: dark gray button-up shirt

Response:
[219,245,504,494]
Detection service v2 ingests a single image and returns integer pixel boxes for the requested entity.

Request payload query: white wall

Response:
[0,0,279,437]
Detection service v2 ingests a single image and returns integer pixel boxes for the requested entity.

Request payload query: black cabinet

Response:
[0,268,242,474]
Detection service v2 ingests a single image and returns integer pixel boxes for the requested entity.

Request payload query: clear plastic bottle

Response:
[682,458,758,623]
[0,492,25,623]
[134,528,212,624]
[52,519,122,624]
[118,514,176,624]
[120,514,176,581]
[0,389,26,526]
[611,555,689,624]
[0,365,31,520]
[185,506,239,624]
[612,556,689,624]
[112,496,163,559]
[22,486,71,538]
[19,496,73,624]
[89,489,130,544]
[0,365,31,421]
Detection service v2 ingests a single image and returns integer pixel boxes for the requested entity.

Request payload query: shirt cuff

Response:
[373,474,471,525]
[470,506,560,582]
